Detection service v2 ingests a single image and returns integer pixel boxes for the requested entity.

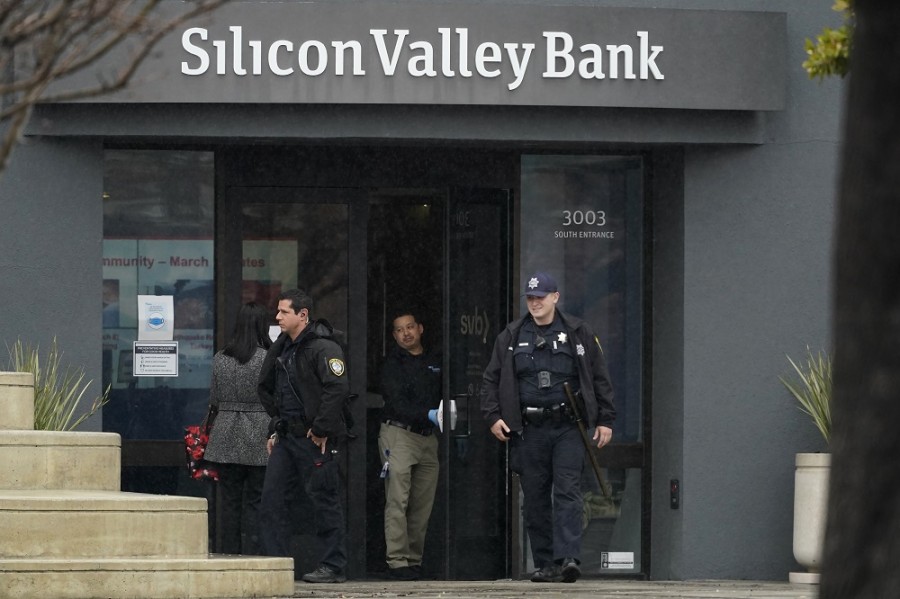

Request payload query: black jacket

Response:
[481,310,615,433]
[258,319,349,439]
[381,345,442,430]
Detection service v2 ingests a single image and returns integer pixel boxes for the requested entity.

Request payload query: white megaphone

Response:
[436,399,458,433]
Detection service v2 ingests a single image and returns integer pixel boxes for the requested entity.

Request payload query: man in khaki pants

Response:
[378,311,442,581]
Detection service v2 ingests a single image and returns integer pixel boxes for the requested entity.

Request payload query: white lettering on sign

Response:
[544,31,662,80]
[181,26,663,90]
[182,26,367,77]
[371,29,409,76]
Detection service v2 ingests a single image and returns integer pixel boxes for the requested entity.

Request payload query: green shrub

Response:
[7,337,110,431]
[803,0,853,80]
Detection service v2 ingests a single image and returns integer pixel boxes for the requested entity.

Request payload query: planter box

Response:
[790,452,830,584]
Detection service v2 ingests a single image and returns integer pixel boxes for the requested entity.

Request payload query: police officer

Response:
[481,272,614,583]
[258,288,350,583]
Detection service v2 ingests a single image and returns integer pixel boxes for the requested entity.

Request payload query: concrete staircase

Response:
[0,371,294,599]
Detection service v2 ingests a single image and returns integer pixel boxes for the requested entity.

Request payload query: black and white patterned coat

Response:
[205,347,269,466]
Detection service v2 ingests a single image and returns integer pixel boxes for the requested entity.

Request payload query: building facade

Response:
[0,0,841,582]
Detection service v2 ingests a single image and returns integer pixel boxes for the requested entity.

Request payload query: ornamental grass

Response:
[781,348,832,445]
[7,337,109,431]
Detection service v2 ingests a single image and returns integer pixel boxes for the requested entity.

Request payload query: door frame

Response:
[218,186,370,577]
[218,184,515,579]
[442,187,514,579]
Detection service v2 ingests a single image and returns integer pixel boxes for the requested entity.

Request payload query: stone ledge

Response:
[0,431,121,446]
[0,439,121,491]
[0,556,295,599]
[0,555,293,572]
[0,490,206,511]
[0,372,34,386]
[0,372,35,431]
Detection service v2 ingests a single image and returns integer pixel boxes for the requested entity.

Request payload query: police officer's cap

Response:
[523,272,558,297]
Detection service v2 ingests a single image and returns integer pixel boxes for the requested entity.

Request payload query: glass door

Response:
[443,188,511,579]
[365,190,446,579]
[363,187,512,580]
[223,185,511,580]
[222,186,368,578]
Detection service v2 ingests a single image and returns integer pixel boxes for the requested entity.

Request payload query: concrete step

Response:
[0,430,121,491]
[0,555,295,599]
[0,372,291,599]
[0,490,208,558]
[0,372,35,430]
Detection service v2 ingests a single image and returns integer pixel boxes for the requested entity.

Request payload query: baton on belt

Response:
[564,382,611,499]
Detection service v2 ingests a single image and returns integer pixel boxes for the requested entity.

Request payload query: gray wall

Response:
[646,0,843,579]
[0,137,105,431]
[674,140,837,579]
[650,148,686,578]
[1,0,844,581]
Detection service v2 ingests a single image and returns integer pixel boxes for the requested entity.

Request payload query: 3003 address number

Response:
[562,210,606,226]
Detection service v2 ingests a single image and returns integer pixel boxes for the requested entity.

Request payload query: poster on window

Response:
[102,238,297,389]
[137,295,174,340]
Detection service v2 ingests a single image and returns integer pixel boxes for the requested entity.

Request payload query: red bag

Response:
[184,408,219,482]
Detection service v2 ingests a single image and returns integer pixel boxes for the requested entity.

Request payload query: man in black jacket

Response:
[258,288,349,583]
[481,272,615,584]
[378,311,442,580]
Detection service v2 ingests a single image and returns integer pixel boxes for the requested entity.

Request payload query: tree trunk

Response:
[821,2,900,597]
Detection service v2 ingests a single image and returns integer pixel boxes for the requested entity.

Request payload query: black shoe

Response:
[559,558,581,583]
[387,566,419,581]
[302,565,346,583]
[530,564,559,582]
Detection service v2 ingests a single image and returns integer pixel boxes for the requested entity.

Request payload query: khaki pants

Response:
[378,423,439,569]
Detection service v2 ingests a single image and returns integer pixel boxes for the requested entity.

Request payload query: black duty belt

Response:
[383,418,433,437]
[521,403,574,426]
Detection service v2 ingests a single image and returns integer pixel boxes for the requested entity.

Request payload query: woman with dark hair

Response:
[205,301,273,555]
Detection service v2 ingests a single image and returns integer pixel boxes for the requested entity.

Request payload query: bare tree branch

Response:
[0,0,228,178]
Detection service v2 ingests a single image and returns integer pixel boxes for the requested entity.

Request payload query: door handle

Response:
[451,393,470,438]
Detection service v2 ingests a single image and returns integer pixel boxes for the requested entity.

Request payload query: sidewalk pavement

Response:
[282,579,819,599]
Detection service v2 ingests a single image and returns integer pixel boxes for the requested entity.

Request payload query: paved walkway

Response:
[284,579,819,599]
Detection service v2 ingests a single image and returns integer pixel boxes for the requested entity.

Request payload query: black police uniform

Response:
[516,315,583,569]
[257,319,349,575]
[482,309,615,575]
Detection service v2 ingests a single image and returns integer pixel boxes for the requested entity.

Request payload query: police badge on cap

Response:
[523,272,558,297]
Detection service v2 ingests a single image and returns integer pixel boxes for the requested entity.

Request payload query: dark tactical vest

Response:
[514,317,579,407]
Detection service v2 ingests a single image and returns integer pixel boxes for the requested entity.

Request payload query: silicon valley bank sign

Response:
[181,27,664,92]
[95,1,787,110]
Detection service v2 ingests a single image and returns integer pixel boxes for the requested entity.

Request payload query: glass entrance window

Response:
[102,149,215,494]
[521,155,645,576]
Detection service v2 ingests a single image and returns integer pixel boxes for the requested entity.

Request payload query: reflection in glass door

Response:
[445,189,511,579]
[239,201,349,330]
